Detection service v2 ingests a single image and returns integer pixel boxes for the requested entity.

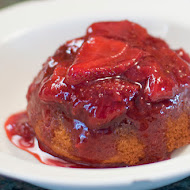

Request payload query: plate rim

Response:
[0,0,190,189]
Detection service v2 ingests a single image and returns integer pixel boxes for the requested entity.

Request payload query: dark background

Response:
[0,0,190,189]
[0,0,28,8]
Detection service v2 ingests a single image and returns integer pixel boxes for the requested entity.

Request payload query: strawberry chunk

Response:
[71,78,140,128]
[170,51,190,88]
[144,74,177,102]
[125,57,178,102]
[87,20,148,43]
[39,64,70,102]
[65,36,142,85]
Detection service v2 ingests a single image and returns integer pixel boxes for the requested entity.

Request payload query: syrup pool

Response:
[4,111,88,168]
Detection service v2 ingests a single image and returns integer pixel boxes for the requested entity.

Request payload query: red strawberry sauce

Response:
[5,111,91,168]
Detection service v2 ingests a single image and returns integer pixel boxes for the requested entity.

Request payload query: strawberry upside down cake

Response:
[26,20,190,167]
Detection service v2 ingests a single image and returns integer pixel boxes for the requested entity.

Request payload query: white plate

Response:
[0,0,190,189]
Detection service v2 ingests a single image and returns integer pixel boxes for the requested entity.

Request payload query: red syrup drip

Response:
[4,111,89,168]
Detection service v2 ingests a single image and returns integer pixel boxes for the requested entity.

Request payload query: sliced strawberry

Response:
[141,47,190,102]
[125,57,160,82]
[87,20,148,43]
[125,57,178,102]
[171,52,190,88]
[71,78,140,129]
[158,48,190,89]
[39,64,71,103]
[144,74,177,102]
[39,38,85,102]
[65,36,142,85]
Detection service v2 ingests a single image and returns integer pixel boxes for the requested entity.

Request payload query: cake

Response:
[26,20,190,167]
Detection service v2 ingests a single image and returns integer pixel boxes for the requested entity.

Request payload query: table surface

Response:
[0,0,190,189]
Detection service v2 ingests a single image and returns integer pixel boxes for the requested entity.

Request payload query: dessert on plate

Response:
[6,20,190,167]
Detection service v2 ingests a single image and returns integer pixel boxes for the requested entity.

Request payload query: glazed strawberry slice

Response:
[125,57,178,102]
[144,74,177,102]
[142,49,190,102]
[39,63,71,103]
[71,78,140,129]
[65,36,142,85]
[86,20,148,43]
[38,38,86,103]
[157,48,190,89]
